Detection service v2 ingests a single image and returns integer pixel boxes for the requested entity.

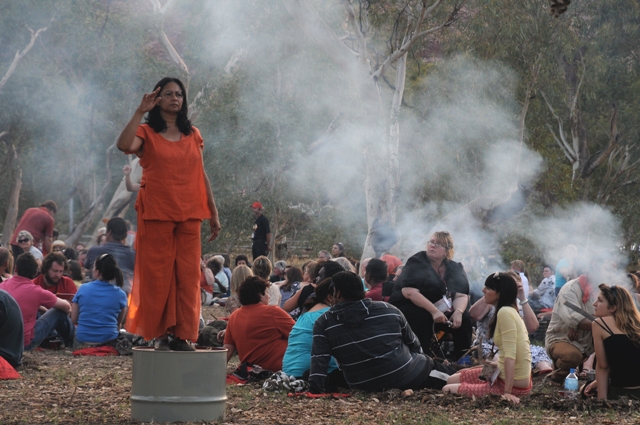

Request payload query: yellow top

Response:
[494,306,531,381]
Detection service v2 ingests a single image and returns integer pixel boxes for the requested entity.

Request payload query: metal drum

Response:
[131,347,227,423]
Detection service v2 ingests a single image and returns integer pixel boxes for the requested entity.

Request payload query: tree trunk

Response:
[1,162,22,248]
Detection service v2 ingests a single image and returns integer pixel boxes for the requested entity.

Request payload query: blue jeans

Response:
[24,308,74,351]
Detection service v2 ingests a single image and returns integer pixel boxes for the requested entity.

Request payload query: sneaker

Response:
[154,337,170,351]
[170,338,196,351]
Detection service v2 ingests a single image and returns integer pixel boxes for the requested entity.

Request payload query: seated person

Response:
[33,253,78,299]
[470,271,552,376]
[529,265,556,311]
[71,254,128,347]
[444,272,532,404]
[364,258,387,301]
[278,267,303,312]
[309,271,456,394]
[223,276,295,372]
[282,278,338,378]
[388,231,473,359]
[252,256,282,307]
[584,284,640,400]
[545,258,595,383]
[0,253,74,350]
[0,289,24,368]
[208,257,228,296]
[15,230,44,268]
[0,247,13,281]
[224,265,253,314]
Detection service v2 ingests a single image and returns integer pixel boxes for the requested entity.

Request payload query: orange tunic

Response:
[126,124,210,341]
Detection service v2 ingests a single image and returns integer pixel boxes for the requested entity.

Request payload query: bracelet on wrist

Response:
[520,299,529,306]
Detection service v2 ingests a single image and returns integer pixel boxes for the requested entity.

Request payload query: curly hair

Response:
[41,253,68,277]
[238,276,269,306]
[145,77,192,135]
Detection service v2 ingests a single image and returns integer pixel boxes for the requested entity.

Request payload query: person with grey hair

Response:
[15,230,44,267]
[317,251,331,262]
[270,260,287,284]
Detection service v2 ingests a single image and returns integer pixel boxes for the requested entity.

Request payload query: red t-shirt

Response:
[33,274,78,299]
[224,303,294,371]
[0,275,58,346]
[10,207,54,253]
[367,282,385,302]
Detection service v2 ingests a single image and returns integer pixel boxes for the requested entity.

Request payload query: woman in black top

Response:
[389,231,472,358]
[585,284,640,400]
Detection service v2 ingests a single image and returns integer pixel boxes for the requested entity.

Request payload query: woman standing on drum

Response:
[117,77,220,351]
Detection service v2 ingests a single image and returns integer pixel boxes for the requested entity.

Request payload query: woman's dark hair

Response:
[63,247,78,261]
[485,272,518,338]
[334,242,345,257]
[95,253,124,288]
[15,253,39,279]
[314,278,333,305]
[207,257,223,275]
[332,271,365,302]
[235,254,250,267]
[67,260,83,281]
[282,267,303,292]
[238,276,269,306]
[146,77,192,135]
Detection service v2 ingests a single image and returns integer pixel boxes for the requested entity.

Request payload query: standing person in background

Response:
[555,245,578,296]
[251,202,271,260]
[116,77,221,351]
[10,201,57,259]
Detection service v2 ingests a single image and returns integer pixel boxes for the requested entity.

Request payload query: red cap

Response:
[252,202,263,209]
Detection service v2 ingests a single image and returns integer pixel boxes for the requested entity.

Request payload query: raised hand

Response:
[136,87,161,114]
[123,164,132,175]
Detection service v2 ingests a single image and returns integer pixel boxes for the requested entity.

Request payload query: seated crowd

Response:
[3,224,640,406]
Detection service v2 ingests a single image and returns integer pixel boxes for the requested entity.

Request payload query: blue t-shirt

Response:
[555,258,570,289]
[72,280,127,344]
[282,307,338,377]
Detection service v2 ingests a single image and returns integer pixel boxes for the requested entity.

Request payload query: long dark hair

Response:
[485,272,518,339]
[145,77,192,135]
[282,267,303,292]
[95,253,124,288]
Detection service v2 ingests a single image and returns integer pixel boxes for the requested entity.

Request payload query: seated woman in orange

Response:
[117,77,220,351]
[223,276,295,372]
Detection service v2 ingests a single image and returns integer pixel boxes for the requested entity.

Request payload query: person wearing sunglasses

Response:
[582,284,640,400]
[15,231,44,269]
[389,231,472,359]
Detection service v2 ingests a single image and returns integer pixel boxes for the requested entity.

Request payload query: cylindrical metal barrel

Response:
[131,347,227,423]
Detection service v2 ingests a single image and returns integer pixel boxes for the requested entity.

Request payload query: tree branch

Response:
[342,0,367,62]
[371,0,458,82]
[0,26,48,92]
[586,105,619,176]
[540,90,576,161]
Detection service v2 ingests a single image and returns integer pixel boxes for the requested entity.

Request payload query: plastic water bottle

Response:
[564,368,579,396]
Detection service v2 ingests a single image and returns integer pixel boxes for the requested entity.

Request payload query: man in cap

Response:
[85,217,136,294]
[251,202,271,260]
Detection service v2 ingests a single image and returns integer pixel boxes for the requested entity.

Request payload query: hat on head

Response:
[52,240,66,248]
[252,202,263,209]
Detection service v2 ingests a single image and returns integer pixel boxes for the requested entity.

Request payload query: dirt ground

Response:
[2,305,640,425]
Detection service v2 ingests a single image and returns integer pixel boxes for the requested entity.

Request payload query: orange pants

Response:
[126,219,201,341]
